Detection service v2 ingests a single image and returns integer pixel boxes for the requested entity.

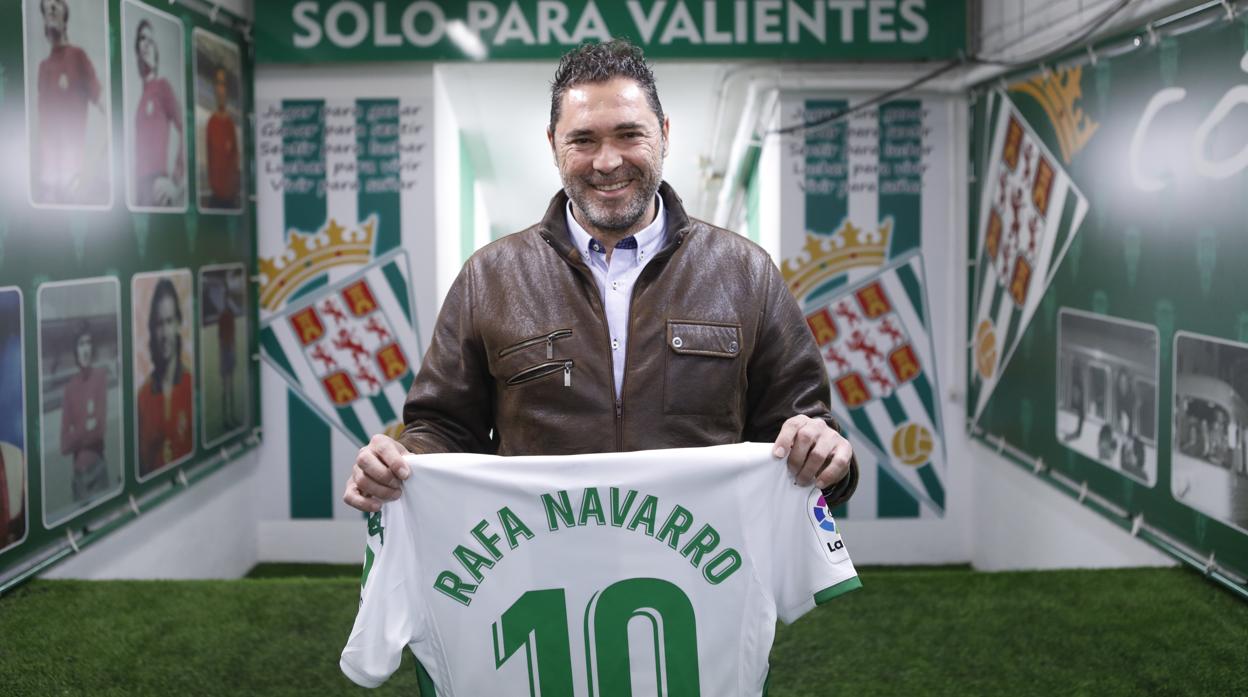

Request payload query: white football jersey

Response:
[341,442,860,696]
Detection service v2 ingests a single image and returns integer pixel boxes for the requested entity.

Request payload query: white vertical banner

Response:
[773,92,961,552]
[253,66,437,541]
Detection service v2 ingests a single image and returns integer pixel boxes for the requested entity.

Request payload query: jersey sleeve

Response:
[340,497,425,687]
[769,487,862,625]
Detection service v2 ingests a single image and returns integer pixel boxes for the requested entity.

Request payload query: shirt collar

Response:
[565,194,667,259]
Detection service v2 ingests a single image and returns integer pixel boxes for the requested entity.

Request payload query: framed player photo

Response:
[121,0,188,213]
[132,270,195,481]
[1054,308,1159,487]
[199,264,248,449]
[192,29,244,215]
[0,288,29,554]
[21,0,114,209]
[37,278,125,529]
[1171,332,1248,534]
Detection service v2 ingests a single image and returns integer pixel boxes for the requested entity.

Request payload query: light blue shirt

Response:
[566,195,668,397]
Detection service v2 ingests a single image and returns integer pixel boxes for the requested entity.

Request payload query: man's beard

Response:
[562,161,662,232]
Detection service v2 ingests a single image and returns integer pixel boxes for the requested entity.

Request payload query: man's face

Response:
[154,295,179,365]
[548,77,668,232]
[214,69,228,109]
[138,25,157,73]
[41,0,67,37]
[75,332,93,369]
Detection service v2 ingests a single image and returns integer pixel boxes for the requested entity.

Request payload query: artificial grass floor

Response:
[1,565,1245,696]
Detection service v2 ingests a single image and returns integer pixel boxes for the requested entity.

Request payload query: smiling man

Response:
[344,40,858,513]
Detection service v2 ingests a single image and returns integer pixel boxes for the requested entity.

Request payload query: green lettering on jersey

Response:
[472,520,504,560]
[454,544,496,582]
[703,548,743,584]
[656,504,694,550]
[609,487,637,527]
[679,524,720,567]
[578,487,606,526]
[626,495,659,536]
[367,511,384,545]
[499,506,535,550]
[434,570,478,606]
[541,490,577,531]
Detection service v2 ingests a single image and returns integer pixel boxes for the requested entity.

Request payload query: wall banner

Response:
[254,72,435,523]
[0,0,258,589]
[779,94,953,521]
[967,8,1248,595]
[254,0,966,63]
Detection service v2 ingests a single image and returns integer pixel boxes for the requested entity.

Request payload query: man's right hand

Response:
[343,434,411,513]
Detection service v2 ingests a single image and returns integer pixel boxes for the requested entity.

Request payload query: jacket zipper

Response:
[506,360,574,387]
[553,227,686,452]
[614,234,683,448]
[498,329,573,360]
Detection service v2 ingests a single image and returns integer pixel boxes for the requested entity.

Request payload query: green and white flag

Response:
[260,249,420,445]
[801,253,946,516]
[969,92,1090,424]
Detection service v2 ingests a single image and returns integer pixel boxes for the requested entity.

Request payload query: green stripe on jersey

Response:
[813,576,863,605]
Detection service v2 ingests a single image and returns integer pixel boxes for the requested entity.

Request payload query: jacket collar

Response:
[538,181,692,264]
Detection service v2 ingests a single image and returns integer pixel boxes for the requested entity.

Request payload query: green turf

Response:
[1,566,1245,696]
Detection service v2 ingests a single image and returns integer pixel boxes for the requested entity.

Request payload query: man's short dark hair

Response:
[549,39,664,136]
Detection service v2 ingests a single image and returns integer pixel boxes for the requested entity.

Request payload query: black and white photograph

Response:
[193,28,244,214]
[122,0,187,212]
[1055,309,1159,486]
[1172,332,1248,534]
[37,278,125,528]
[22,0,113,209]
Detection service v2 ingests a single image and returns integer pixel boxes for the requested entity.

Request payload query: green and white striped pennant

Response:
[260,249,419,446]
[969,93,1090,424]
[804,253,946,516]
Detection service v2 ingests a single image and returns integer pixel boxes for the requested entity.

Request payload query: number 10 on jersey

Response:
[492,577,701,696]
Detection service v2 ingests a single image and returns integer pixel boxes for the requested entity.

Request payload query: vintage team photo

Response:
[199,264,248,448]
[192,28,244,214]
[37,278,125,528]
[22,0,113,209]
[132,270,195,481]
[0,288,28,554]
[1172,332,1248,534]
[1055,309,1159,486]
[122,0,187,212]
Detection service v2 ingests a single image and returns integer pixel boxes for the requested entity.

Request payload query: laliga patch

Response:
[807,490,848,563]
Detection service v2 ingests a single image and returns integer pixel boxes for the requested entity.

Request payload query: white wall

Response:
[971,441,1173,570]
[433,67,463,303]
[45,452,262,579]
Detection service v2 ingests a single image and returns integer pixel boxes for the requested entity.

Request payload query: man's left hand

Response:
[772,414,853,489]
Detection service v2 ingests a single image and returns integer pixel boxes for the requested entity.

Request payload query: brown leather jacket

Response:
[399,183,858,505]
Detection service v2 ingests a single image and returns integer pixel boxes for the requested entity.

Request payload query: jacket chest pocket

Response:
[498,329,575,389]
[663,320,742,416]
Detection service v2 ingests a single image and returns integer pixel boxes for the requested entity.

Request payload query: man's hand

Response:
[343,434,411,513]
[772,415,853,489]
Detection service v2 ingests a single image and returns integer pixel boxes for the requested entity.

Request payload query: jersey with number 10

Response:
[340,442,861,695]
